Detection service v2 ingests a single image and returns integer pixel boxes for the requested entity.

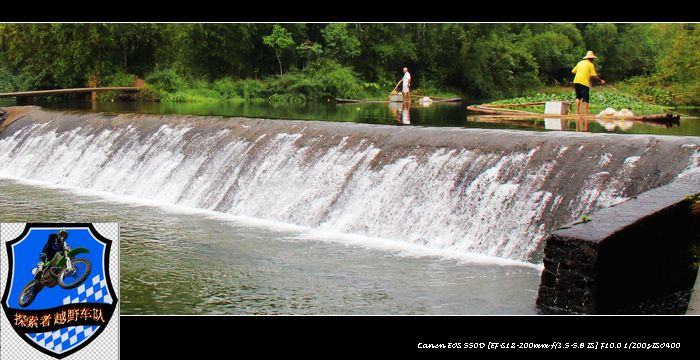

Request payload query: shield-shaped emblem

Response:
[1,223,118,359]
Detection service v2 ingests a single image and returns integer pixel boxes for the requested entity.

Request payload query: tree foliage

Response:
[263,25,295,76]
[0,23,697,103]
[321,23,360,63]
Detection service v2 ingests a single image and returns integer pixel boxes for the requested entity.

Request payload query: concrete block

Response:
[545,101,568,115]
[389,94,404,102]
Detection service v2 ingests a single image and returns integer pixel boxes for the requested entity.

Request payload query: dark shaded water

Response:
[2,98,698,136]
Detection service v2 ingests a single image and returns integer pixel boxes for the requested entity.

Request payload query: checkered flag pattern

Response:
[23,274,111,353]
[27,325,100,355]
[63,274,113,305]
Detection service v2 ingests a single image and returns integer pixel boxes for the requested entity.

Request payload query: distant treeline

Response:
[0,23,698,103]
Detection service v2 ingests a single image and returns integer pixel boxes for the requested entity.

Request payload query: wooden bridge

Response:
[0,87,140,98]
[0,87,140,104]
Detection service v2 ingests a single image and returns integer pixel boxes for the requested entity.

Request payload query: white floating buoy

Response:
[419,96,433,107]
[615,108,634,117]
[598,107,617,117]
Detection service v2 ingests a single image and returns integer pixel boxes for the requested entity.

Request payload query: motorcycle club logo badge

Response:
[1,223,119,359]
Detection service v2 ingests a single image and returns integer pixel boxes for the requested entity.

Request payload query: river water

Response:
[5,98,700,136]
[0,178,541,314]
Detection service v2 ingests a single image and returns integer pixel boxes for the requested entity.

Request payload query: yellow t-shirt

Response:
[572,60,598,87]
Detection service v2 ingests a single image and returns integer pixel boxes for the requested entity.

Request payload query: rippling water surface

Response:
[0,178,541,314]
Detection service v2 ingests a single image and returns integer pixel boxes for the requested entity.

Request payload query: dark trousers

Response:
[34,248,60,280]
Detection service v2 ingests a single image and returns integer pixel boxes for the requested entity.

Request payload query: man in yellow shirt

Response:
[572,50,606,115]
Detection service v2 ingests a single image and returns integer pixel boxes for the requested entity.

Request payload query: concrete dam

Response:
[1,107,698,314]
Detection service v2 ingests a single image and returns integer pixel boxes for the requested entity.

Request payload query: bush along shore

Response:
[96,66,461,104]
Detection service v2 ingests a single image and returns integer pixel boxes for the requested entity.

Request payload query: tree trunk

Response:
[275,50,283,76]
[123,47,128,73]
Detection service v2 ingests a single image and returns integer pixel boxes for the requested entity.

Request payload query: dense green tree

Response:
[107,24,166,76]
[526,31,579,84]
[659,24,700,104]
[263,25,295,76]
[350,24,417,84]
[0,24,166,89]
[320,23,361,64]
[583,23,618,75]
[296,40,323,68]
[608,24,663,79]
[454,24,540,98]
[0,23,696,103]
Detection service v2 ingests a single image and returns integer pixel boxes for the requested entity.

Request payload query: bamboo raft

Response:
[335,98,387,103]
[336,97,462,104]
[426,97,462,103]
[467,102,681,122]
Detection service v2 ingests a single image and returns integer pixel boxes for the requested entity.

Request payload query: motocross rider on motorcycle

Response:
[32,229,71,279]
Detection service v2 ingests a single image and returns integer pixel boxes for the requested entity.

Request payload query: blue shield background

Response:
[6,228,106,309]
[4,227,113,355]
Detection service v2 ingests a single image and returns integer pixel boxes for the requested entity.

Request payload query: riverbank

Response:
[96,65,460,104]
[85,66,461,104]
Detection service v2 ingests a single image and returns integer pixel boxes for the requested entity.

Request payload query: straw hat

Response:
[583,50,597,59]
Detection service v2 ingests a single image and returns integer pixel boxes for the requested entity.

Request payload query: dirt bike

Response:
[18,243,92,308]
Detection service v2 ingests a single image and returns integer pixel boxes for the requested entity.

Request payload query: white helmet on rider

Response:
[57,229,69,241]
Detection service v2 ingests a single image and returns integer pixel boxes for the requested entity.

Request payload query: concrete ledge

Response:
[0,106,41,133]
[687,267,700,314]
[536,176,700,314]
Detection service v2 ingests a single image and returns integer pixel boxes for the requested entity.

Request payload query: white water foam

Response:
[1,120,697,263]
[0,175,537,268]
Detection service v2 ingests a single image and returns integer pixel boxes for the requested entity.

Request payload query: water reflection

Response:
[469,113,695,135]
[541,116,641,132]
[575,116,589,132]
[544,118,567,130]
[542,117,591,132]
[34,99,467,128]
[389,100,411,125]
[5,98,699,135]
[596,118,634,131]
[418,96,434,108]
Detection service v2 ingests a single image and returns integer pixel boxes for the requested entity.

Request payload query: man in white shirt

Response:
[399,67,411,101]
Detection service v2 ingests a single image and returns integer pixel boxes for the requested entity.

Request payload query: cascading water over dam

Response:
[1,108,699,263]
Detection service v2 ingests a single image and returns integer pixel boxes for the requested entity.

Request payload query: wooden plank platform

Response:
[336,97,462,104]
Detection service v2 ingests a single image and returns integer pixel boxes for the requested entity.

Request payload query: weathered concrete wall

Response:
[5,107,700,263]
[686,267,700,314]
[0,106,39,133]
[537,176,700,314]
